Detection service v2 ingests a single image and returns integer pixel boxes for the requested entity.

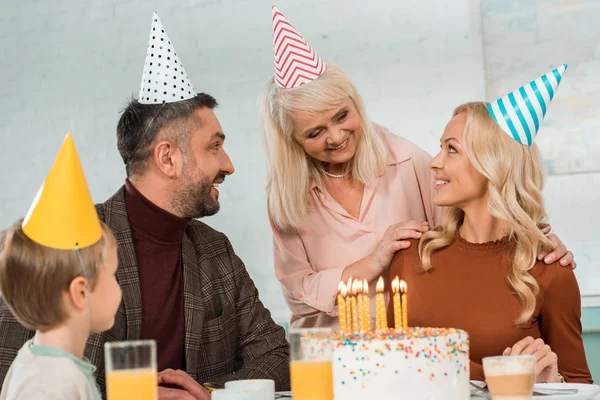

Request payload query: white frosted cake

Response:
[332,327,470,400]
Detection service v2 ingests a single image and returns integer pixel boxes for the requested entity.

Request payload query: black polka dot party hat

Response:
[138,12,196,104]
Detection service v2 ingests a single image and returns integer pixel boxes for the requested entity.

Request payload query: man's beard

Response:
[172,165,221,219]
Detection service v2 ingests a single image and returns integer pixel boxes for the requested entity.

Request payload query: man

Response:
[0,12,290,399]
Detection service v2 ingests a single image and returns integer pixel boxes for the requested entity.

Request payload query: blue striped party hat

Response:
[487,64,567,146]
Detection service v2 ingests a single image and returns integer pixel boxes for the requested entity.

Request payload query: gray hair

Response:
[116,93,218,178]
[259,64,387,229]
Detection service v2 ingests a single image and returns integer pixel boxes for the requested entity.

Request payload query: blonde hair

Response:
[418,102,554,325]
[259,64,387,229]
[0,220,116,331]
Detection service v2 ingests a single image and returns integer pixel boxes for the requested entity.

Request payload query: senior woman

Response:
[259,6,574,328]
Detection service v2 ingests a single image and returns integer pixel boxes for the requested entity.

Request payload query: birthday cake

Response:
[332,327,470,400]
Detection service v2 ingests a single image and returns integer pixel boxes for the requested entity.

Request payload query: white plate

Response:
[532,383,600,399]
[470,380,486,395]
[470,381,600,399]
[277,383,599,399]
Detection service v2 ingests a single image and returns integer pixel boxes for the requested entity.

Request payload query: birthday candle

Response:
[357,280,367,332]
[346,277,353,333]
[362,279,371,332]
[350,282,359,334]
[391,277,402,330]
[337,282,347,334]
[375,277,387,331]
[355,280,363,332]
[400,280,408,330]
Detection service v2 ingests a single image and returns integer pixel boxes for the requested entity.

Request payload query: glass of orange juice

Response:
[104,340,157,400]
[290,327,333,400]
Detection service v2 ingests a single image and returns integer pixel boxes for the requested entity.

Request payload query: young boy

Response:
[0,134,122,399]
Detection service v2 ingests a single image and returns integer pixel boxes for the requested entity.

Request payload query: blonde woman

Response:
[261,7,574,329]
[388,102,592,383]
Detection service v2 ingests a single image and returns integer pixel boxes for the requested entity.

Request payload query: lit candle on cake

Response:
[391,276,402,330]
[337,282,347,334]
[355,280,364,332]
[375,276,387,331]
[358,280,368,332]
[400,280,408,330]
[363,279,371,332]
[351,280,359,333]
[346,278,353,333]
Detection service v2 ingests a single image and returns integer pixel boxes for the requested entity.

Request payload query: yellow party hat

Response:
[22,133,102,250]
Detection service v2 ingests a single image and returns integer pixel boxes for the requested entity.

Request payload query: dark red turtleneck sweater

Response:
[125,179,188,372]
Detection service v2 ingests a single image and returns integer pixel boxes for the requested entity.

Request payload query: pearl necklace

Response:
[324,170,347,179]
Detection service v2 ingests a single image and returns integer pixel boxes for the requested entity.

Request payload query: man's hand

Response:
[158,369,211,400]
[158,387,198,400]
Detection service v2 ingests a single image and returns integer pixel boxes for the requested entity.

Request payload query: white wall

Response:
[0,0,486,322]
[481,0,600,305]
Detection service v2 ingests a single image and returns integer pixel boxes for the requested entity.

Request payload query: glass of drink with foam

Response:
[483,355,536,400]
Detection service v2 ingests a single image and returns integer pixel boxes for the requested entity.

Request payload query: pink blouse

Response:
[270,124,440,328]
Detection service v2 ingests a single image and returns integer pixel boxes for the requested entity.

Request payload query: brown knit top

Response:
[388,236,593,383]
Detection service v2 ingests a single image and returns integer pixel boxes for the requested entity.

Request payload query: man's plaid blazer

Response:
[0,186,290,396]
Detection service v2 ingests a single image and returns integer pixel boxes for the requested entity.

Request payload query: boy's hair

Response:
[0,220,116,332]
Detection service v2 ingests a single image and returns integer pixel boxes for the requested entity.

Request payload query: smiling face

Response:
[429,112,489,209]
[290,97,362,167]
[171,107,235,218]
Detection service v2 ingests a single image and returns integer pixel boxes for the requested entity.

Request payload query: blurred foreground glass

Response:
[483,355,536,400]
[289,328,333,400]
[104,340,157,400]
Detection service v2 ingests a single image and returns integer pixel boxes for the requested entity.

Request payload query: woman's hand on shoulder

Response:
[368,220,430,271]
[504,337,559,383]
[537,225,576,269]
